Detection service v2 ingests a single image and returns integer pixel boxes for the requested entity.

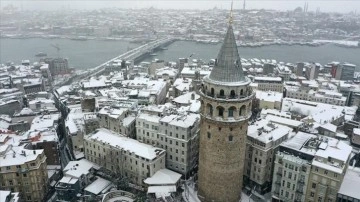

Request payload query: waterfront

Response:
[1,38,360,70]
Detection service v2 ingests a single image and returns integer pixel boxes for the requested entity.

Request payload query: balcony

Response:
[276,171,282,177]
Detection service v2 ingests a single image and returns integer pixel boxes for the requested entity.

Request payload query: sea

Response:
[1,38,360,71]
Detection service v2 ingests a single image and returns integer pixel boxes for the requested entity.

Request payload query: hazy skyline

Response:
[0,0,359,13]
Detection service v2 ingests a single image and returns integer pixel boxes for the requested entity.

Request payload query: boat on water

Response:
[35,52,47,57]
[160,47,168,50]
[150,53,157,56]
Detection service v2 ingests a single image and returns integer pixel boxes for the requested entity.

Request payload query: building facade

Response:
[0,145,48,202]
[197,22,254,202]
[254,77,283,93]
[136,112,200,176]
[84,128,166,186]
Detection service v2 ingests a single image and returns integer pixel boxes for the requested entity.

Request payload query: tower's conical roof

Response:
[208,25,245,83]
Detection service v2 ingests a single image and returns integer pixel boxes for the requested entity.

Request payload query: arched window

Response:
[207,104,213,116]
[211,88,215,97]
[219,89,225,98]
[240,89,244,96]
[239,105,246,116]
[228,106,236,117]
[217,106,224,117]
[229,135,233,142]
[230,90,235,98]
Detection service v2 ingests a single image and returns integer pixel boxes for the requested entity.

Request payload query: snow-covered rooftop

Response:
[86,128,165,160]
[144,169,182,185]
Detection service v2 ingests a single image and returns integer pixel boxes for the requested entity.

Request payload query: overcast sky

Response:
[0,0,359,13]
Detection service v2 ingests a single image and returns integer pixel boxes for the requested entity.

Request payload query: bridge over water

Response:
[55,37,175,87]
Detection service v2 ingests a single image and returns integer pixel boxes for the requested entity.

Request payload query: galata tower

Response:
[197,9,254,202]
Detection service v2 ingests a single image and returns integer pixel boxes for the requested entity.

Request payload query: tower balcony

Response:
[200,89,254,103]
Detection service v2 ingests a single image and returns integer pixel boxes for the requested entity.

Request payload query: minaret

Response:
[197,3,254,202]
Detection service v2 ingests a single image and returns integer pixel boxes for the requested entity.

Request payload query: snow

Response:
[353,128,360,136]
[173,92,200,105]
[248,119,291,144]
[17,108,35,115]
[0,146,44,167]
[84,177,112,195]
[173,78,192,92]
[319,123,337,133]
[281,132,317,153]
[160,113,200,128]
[82,77,108,89]
[59,176,78,184]
[87,128,165,160]
[311,160,343,174]
[256,91,283,102]
[0,191,11,202]
[265,115,303,128]
[144,169,182,185]
[137,113,161,123]
[254,76,282,82]
[31,114,60,130]
[338,167,360,199]
[147,185,176,198]
[63,159,99,178]
[315,138,352,162]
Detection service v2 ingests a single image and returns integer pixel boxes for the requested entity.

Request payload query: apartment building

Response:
[0,145,48,202]
[136,111,200,176]
[244,119,292,194]
[271,132,316,201]
[306,137,351,202]
[254,77,283,93]
[98,106,136,138]
[271,132,352,202]
[84,128,166,186]
[135,111,200,175]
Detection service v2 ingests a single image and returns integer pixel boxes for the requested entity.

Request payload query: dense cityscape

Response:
[0,2,360,202]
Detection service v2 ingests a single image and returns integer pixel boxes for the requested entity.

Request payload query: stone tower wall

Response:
[198,80,253,202]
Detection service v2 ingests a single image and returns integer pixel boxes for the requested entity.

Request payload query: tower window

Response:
[217,106,224,117]
[239,105,246,116]
[211,88,215,96]
[207,132,211,139]
[230,90,235,98]
[240,89,244,96]
[207,104,213,116]
[219,89,225,97]
[229,135,233,142]
[228,106,236,117]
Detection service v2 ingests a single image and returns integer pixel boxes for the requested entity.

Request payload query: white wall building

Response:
[84,128,166,186]
[136,111,200,176]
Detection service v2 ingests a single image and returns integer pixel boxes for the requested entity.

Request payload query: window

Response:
[312,183,316,189]
[259,160,262,165]
[228,135,233,142]
[324,170,328,175]
[311,192,315,197]
[287,182,290,188]
[207,132,211,139]
[219,89,225,97]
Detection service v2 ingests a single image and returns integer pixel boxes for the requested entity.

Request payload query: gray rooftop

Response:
[209,25,246,83]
